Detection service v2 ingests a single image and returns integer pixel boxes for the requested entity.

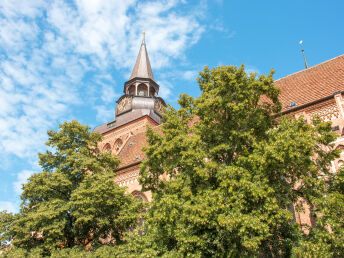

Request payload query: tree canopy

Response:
[135,65,342,256]
[1,65,344,257]
[0,121,141,255]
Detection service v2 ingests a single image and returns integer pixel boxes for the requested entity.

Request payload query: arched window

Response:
[137,84,148,96]
[128,84,135,95]
[149,86,156,97]
[114,139,123,153]
[131,191,147,234]
[103,143,111,153]
[336,145,344,158]
[132,191,147,202]
[288,203,296,224]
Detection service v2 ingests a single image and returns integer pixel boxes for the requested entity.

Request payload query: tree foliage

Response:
[0,211,13,249]
[293,167,344,257]
[0,121,141,255]
[1,65,344,257]
[136,65,341,256]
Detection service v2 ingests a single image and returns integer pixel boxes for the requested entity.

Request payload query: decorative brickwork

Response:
[115,166,140,186]
[309,104,340,121]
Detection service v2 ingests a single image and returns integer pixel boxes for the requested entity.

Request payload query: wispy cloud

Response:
[182,70,199,81]
[157,80,174,99]
[245,65,260,75]
[0,0,204,162]
[0,1,206,213]
[208,19,236,39]
[0,201,17,213]
[13,170,35,195]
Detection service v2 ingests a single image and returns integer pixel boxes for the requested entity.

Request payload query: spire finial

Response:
[142,28,146,44]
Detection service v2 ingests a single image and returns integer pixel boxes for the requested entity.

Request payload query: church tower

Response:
[94,34,166,201]
[114,33,166,126]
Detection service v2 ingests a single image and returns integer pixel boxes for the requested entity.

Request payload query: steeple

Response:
[123,32,159,97]
[129,32,154,81]
[94,32,166,134]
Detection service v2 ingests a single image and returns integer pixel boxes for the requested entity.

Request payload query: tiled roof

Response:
[94,110,160,135]
[275,55,344,112]
[116,124,163,169]
[117,131,147,168]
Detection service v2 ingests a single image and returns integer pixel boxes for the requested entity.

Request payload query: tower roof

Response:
[129,36,154,81]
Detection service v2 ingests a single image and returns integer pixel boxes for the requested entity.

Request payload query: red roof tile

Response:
[275,55,344,112]
[117,131,147,168]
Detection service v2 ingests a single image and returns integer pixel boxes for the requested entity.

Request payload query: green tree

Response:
[136,65,339,256]
[0,211,14,250]
[293,167,344,257]
[0,121,141,255]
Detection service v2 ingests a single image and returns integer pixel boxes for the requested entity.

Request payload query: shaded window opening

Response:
[137,84,148,96]
[103,143,111,153]
[114,139,123,152]
[132,191,148,235]
[132,191,147,202]
[128,85,135,95]
[149,86,156,97]
[288,203,296,224]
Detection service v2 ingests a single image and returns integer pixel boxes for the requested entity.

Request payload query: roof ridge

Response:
[275,54,344,82]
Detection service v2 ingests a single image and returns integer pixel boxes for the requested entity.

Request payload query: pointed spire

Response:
[129,32,154,81]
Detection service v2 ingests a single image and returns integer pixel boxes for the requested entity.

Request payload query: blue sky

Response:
[0,0,343,212]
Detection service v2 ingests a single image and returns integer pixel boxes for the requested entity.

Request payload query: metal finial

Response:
[299,40,309,69]
[142,29,146,44]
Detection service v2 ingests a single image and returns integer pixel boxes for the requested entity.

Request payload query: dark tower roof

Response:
[129,36,154,81]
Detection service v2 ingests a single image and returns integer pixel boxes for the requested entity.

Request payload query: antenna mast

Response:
[299,40,309,69]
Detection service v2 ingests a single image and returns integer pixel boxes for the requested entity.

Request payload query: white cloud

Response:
[95,105,115,123]
[0,0,46,18]
[101,86,118,103]
[183,70,198,81]
[13,170,35,195]
[0,201,17,213]
[47,0,203,69]
[0,0,204,161]
[158,80,174,99]
[208,18,236,39]
[245,66,260,75]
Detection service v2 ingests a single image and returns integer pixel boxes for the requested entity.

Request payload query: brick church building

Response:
[94,38,344,225]
[94,36,166,202]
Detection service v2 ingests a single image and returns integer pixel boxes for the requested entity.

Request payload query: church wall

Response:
[115,164,152,202]
[98,116,157,200]
[282,93,344,227]
[99,116,157,154]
